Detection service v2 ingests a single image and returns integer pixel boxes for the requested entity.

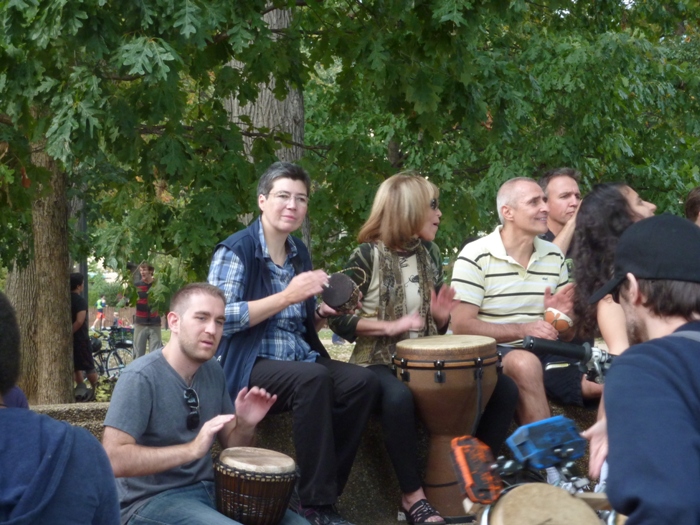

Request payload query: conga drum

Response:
[393,335,500,517]
[479,484,600,525]
[214,447,297,525]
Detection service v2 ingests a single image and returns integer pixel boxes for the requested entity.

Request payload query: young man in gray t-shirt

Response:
[103,283,306,525]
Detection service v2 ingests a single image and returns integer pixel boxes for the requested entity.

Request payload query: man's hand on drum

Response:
[431,285,458,329]
[544,283,575,317]
[284,270,329,305]
[234,386,277,433]
[581,417,608,480]
[521,320,559,340]
[191,414,236,458]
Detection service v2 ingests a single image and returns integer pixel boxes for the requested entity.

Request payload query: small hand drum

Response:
[321,268,367,314]
[544,308,573,333]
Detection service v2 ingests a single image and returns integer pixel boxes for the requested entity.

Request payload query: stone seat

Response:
[33,400,597,524]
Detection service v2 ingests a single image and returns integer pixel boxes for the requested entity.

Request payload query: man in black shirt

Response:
[537,168,602,408]
[71,272,98,401]
[538,167,582,258]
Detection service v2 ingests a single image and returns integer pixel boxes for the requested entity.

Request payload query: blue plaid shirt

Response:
[208,222,317,363]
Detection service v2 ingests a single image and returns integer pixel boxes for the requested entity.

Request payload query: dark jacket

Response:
[606,321,700,524]
[213,218,329,398]
[0,409,119,524]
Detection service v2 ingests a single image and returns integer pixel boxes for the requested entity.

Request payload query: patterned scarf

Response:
[354,239,438,365]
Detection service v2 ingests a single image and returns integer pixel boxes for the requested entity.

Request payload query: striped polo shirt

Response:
[452,226,568,343]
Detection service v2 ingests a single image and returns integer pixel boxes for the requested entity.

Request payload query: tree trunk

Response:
[7,150,73,404]
[224,8,311,253]
[5,259,39,403]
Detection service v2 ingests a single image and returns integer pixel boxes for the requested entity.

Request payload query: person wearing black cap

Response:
[587,213,700,524]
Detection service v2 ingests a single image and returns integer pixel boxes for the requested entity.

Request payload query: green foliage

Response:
[1,0,699,288]
[87,272,124,307]
[300,1,700,265]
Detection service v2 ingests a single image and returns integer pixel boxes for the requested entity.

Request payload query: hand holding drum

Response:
[544,307,573,333]
[321,268,367,314]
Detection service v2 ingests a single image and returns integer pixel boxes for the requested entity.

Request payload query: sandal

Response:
[401,499,446,525]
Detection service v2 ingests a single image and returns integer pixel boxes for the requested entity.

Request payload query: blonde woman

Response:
[330,173,518,524]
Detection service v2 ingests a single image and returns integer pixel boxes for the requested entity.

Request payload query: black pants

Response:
[249,356,380,506]
[368,365,518,493]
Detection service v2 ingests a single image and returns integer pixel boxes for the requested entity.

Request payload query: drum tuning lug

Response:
[434,370,445,383]
[400,370,410,382]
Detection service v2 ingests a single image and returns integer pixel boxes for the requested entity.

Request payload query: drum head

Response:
[395,334,497,363]
[322,273,356,309]
[489,484,599,525]
[219,447,296,474]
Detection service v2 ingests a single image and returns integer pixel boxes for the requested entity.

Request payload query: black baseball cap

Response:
[589,214,700,304]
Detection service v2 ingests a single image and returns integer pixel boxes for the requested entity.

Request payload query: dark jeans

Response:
[249,356,380,506]
[127,481,306,525]
[368,365,518,494]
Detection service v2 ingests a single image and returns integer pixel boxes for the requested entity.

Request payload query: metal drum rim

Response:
[390,352,501,369]
[395,334,497,349]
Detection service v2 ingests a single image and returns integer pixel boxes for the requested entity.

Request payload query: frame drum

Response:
[215,447,297,525]
[393,335,500,517]
[482,484,600,525]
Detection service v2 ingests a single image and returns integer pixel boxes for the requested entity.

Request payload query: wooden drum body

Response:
[480,484,600,525]
[393,335,500,517]
[214,447,297,525]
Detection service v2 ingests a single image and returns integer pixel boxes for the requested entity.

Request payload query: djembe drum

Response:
[393,335,500,517]
[214,447,297,525]
[479,484,600,525]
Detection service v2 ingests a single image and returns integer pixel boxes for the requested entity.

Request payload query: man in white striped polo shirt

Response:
[451,178,578,427]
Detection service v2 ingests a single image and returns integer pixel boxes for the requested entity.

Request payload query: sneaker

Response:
[74,384,95,403]
[294,504,354,525]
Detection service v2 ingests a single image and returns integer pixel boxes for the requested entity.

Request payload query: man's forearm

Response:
[452,317,524,344]
[105,441,197,478]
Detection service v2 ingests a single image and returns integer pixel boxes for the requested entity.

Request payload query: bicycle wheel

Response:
[106,348,134,379]
[93,352,108,377]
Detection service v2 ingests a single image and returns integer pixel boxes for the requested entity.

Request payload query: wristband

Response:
[315,306,328,319]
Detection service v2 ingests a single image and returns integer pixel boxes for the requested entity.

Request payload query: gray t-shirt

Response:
[104,349,235,524]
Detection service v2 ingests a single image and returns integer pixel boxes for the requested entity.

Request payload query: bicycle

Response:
[90,327,135,379]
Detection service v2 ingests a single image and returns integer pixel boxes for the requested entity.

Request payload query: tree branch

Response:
[137,125,331,157]
[99,73,144,82]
